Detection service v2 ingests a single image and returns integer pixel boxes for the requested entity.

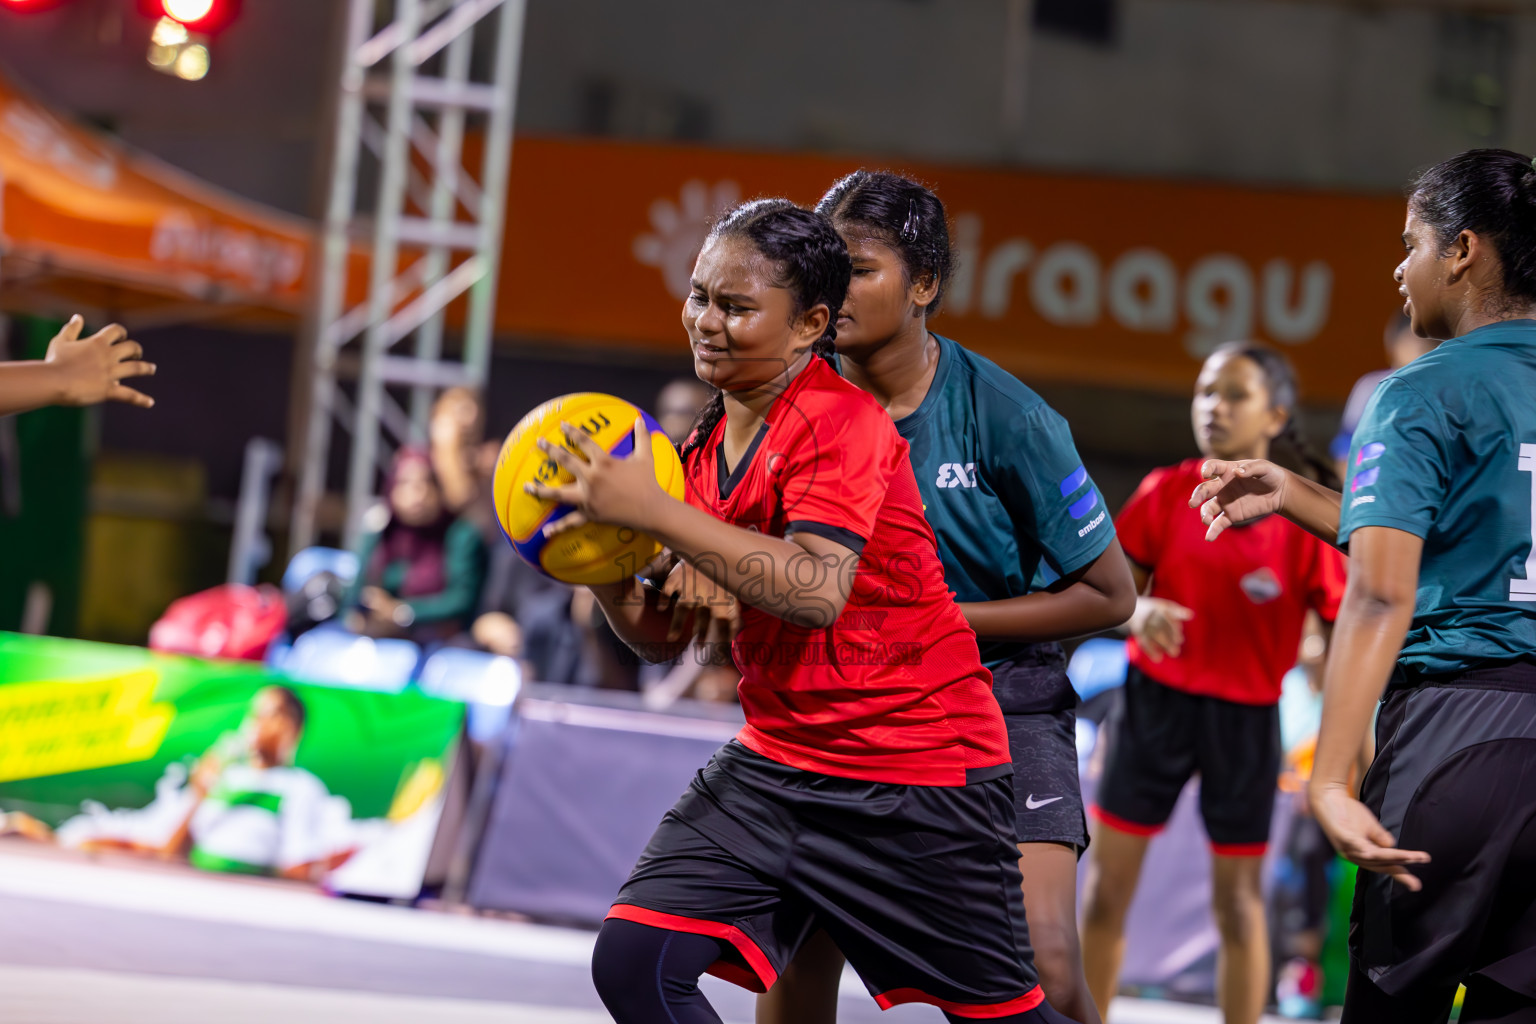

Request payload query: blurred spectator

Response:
[344,448,487,645]
[472,551,591,685]
[1329,312,1439,481]
[431,386,486,505]
[654,377,712,446]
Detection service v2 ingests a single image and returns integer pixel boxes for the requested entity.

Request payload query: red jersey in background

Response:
[1115,458,1346,705]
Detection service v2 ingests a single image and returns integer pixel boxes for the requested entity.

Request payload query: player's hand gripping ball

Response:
[493,393,685,585]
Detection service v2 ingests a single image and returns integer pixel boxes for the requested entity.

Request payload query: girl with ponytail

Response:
[1081,341,1348,1024]
[1193,148,1536,1022]
[528,198,1073,1024]
[761,170,1137,1024]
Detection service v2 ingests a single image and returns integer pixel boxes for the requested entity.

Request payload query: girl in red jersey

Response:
[526,200,1076,1024]
[1079,343,1346,1024]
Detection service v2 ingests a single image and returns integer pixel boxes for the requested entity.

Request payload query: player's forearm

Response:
[1311,563,1414,795]
[645,500,850,629]
[0,361,69,417]
[960,545,1136,642]
[1279,471,1344,546]
[587,581,691,663]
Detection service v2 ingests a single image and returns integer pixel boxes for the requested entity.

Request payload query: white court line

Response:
[0,850,596,965]
[0,851,1286,1022]
[0,849,883,997]
[0,964,634,1024]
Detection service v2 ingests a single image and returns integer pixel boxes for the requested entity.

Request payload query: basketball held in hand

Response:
[492,392,685,585]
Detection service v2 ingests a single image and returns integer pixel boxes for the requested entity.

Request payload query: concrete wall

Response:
[2,0,1532,217]
[516,0,1536,190]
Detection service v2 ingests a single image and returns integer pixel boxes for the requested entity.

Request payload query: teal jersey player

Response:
[1340,318,1536,678]
[891,334,1116,710]
[1192,151,1536,1018]
[788,171,1133,1024]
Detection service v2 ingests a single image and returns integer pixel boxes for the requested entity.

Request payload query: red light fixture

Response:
[0,0,70,11]
[137,0,238,35]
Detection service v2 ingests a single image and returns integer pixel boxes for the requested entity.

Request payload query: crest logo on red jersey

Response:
[1240,567,1283,605]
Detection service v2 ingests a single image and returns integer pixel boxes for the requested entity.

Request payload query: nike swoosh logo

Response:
[1025,795,1064,810]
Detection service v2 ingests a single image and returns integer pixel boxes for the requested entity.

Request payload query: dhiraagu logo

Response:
[1062,465,1106,538]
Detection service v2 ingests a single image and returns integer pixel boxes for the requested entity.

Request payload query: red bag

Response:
[149,583,288,661]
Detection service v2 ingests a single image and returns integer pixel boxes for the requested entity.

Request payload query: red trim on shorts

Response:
[1210,841,1268,857]
[605,904,777,994]
[1089,805,1164,837]
[874,984,1045,1018]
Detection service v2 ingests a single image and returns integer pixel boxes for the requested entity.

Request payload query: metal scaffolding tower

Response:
[292,0,525,552]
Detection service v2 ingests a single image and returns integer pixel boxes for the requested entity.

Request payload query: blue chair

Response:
[273,625,420,692]
[1067,637,1129,703]
[282,547,360,594]
[417,647,523,743]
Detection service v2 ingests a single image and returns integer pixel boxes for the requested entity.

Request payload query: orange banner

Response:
[0,70,311,322]
[498,138,1408,403]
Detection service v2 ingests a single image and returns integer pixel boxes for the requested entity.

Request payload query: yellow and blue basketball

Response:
[492,392,685,586]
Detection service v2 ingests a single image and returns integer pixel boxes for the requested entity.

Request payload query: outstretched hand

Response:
[1310,782,1430,891]
[1188,458,1288,541]
[46,315,156,409]
[1127,597,1194,661]
[525,417,668,537]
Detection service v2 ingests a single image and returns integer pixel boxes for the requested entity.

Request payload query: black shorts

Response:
[1006,709,1088,851]
[1093,666,1280,853]
[609,741,1044,1017]
[1353,663,1536,1000]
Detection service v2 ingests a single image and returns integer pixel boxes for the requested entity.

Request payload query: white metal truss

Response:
[292,0,525,551]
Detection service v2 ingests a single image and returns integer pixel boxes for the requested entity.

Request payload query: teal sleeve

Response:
[988,402,1115,577]
[1337,377,1450,546]
[402,517,488,625]
[342,530,382,611]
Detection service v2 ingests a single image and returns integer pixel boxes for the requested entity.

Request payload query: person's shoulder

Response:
[446,516,483,542]
[272,766,330,797]
[1370,358,1453,423]
[1140,458,1204,494]
[1391,342,1457,382]
[937,335,1048,418]
[798,357,896,430]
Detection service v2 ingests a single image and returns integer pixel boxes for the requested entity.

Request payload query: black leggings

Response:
[1343,961,1536,1024]
[592,919,1081,1024]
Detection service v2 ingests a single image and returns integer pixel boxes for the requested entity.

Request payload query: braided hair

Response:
[680,199,852,462]
[1211,341,1340,491]
[816,170,955,316]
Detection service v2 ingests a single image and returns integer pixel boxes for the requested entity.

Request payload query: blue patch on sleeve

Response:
[1351,466,1380,492]
[1357,441,1386,465]
[1059,465,1089,497]
[1068,491,1099,519]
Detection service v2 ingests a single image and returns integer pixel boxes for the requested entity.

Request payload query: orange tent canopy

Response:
[0,68,315,329]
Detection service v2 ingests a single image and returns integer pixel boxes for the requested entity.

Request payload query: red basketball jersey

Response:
[1115,458,1347,705]
[683,357,1008,785]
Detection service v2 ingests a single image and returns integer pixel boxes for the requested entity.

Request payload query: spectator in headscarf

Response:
[344,447,486,645]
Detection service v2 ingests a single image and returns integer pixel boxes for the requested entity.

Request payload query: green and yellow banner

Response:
[0,633,463,898]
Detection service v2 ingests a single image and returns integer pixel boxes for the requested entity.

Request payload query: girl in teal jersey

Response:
[1194,149,1536,1022]
[754,171,1136,1024]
